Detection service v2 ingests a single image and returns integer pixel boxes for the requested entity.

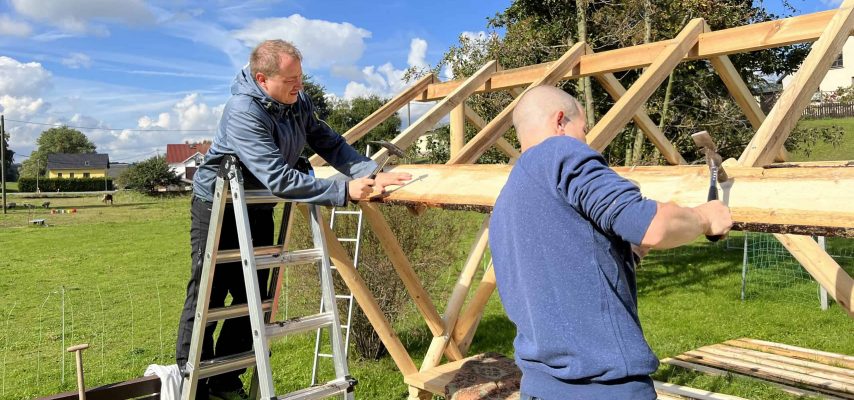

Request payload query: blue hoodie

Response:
[489,136,659,399]
[193,65,377,206]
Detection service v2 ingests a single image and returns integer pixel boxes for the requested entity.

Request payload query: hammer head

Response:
[370,140,405,158]
[691,131,729,182]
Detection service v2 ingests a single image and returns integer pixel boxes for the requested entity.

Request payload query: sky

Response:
[0,0,845,163]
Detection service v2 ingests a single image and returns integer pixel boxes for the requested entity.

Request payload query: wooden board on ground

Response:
[666,338,854,399]
[315,162,854,238]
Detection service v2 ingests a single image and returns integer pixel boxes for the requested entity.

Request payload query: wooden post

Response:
[448,41,587,165]
[463,106,521,162]
[593,73,687,165]
[586,18,705,152]
[452,262,497,355]
[450,103,466,159]
[739,0,854,167]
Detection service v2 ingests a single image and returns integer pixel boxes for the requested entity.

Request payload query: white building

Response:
[165,142,211,182]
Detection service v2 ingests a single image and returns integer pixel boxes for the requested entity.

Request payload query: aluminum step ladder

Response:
[310,206,363,386]
[180,155,356,400]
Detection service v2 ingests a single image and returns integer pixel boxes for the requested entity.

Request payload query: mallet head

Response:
[370,140,405,158]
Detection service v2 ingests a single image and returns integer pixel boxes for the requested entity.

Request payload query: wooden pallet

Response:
[405,353,747,400]
[664,338,854,399]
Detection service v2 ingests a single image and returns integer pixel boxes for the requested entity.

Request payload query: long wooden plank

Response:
[708,344,854,379]
[740,0,854,167]
[701,345,854,383]
[662,357,843,399]
[298,206,418,375]
[316,163,854,237]
[372,60,499,165]
[359,202,464,361]
[594,72,687,165]
[587,19,705,152]
[775,234,854,316]
[707,55,788,162]
[405,353,482,394]
[447,42,587,165]
[678,350,854,396]
[653,381,747,400]
[309,73,435,166]
[36,376,160,400]
[726,338,854,369]
[422,10,849,101]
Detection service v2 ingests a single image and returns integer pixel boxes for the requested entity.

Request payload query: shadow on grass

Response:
[637,244,743,297]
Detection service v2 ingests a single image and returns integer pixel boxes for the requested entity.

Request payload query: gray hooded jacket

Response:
[193,65,376,206]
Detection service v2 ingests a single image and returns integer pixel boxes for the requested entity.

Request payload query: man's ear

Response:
[255,73,266,87]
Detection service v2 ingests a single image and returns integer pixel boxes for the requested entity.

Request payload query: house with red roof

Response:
[166,142,211,183]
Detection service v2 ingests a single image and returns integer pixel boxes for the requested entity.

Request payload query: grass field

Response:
[1,189,852,399]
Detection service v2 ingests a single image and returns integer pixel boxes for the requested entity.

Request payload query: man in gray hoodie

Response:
[177,39,410,400]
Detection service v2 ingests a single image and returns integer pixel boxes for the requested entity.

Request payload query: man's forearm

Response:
[641,202,710,249]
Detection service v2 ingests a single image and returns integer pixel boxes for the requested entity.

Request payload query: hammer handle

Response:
[706,183,722,242]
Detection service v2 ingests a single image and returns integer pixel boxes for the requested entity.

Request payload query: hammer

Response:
[369,140,405,179]
[691,131,729,242]
[67,343,89,400]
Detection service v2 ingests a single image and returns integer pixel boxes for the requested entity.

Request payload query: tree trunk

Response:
[576,0,595,126]
[630,0,654,165]
[652,70,676,164]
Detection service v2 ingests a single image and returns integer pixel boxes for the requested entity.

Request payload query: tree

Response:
[117,156,182,194]
[302,74,332,120]
[2,128,15,182]
[20,126,96,178]
[326,95,401,155]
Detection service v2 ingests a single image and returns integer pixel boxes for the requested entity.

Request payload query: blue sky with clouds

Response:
[0,0,844,162]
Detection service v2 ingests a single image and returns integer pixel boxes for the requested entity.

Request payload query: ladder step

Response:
[332,210,361,215]
[228,190,282,204]
[337,238,358,242]
[335,294,352,300]
[217,248,324,269]
[278,377,357,400]
[217,245,281,264]
[317,353,333,358]
[266,313,335,339]
[195,351,256,379]
[208,300,273,322]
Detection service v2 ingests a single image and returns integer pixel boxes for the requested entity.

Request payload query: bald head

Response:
[512,86,585,151]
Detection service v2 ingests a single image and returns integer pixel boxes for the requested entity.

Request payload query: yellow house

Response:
[46,153,110,178]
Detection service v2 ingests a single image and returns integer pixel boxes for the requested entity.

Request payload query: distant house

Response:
[782,37,854,94]
[166,142,211,182]
[47,153,109,179]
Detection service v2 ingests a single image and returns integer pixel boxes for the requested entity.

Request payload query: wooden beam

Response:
[419,217,490,371]
[452,262,496,355]
[359,202,464,360]
[587,19,705,152]
[774,234,853,317]
[314,163,854,237]
[594,72,687,165]
[447,42,587,165]
[462,106,520,162]
[297,205,418,375]
[310,73,435,166]
[740,0,854,167]
[708,55,790,163]
[421,10,850,101]
[372,60,499,165]
[450,104,466,158]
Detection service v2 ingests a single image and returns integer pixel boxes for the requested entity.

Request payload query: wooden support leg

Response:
[452,262,497,355]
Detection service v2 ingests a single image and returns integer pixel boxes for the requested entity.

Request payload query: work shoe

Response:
[209,388,250,400]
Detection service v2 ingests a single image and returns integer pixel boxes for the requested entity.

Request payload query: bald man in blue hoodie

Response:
[177,40,410,400]
[490,86,732,399]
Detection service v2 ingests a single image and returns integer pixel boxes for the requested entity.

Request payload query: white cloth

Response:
[144,364,182,400]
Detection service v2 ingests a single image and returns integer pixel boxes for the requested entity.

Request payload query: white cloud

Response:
[0,14,32,37]
[137,93,223,132]
[0,56,52,97]
[462,31,488,41]
[61,53,92,69]
[0,95,46,119]
[10,0,155,35]
[408,38,429,69]
[232,14,371,69]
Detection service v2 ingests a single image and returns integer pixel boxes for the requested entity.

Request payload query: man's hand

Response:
[694,200,733,236]
[374,172,412,191]
[347,177,375,202]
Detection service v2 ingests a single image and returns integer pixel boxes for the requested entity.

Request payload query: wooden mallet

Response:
[67,343,89,400]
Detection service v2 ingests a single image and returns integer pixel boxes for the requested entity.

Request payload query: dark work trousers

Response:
[177,196,274,397]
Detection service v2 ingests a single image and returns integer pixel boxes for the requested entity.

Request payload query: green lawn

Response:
[2,181,17,193]
[792,117,854,161]
[0,192,851,399]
